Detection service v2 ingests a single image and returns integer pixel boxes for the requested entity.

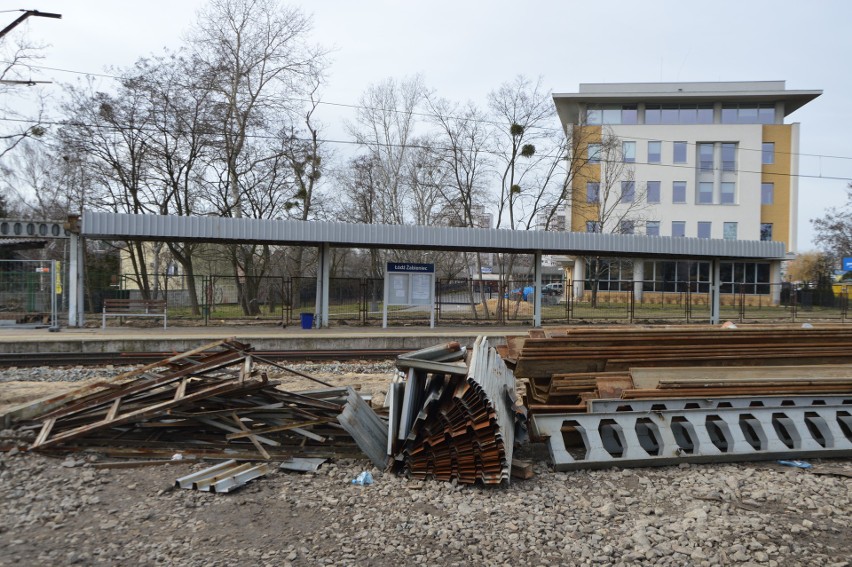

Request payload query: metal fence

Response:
[83,274,850,327]
[0,259,60,328]
[564,281,849,324]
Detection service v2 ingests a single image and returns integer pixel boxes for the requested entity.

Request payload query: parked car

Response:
[542,282,564,296]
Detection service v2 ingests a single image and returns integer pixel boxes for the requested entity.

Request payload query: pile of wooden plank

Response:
[507,326,852,409]
[6,339,360,460]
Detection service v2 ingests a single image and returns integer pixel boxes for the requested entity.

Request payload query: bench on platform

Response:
[102,299,167,329]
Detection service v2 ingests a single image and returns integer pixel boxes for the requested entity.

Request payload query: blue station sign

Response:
[843,257,852,271]
[386,262,435,273]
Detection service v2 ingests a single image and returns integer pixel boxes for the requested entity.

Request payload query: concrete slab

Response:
[0,324,526,354]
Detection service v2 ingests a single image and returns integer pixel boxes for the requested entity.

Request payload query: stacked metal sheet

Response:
[390,337,517,486]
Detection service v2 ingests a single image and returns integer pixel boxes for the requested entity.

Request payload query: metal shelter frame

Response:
[64,212,787,328]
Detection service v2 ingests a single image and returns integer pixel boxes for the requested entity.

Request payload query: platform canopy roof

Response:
[77,212,787,261]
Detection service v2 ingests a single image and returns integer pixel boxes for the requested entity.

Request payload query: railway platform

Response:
[0,323,524,356]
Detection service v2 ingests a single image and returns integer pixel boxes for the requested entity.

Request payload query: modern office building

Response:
[551,81,821,300]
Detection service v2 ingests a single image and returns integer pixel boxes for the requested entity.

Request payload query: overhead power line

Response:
[6,60,851,165]
[0,115,849,183]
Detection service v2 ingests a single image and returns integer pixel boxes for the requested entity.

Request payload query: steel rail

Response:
[0,349,406,368]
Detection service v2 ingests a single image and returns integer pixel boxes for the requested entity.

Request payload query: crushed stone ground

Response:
[1,363,850,566]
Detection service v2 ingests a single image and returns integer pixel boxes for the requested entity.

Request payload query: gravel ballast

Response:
[1,365,850,566]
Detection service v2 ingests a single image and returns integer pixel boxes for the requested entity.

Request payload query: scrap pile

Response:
[504,326,852,470]
[338,337,524,486]
[5,339,360,461]
[508,326,852,409]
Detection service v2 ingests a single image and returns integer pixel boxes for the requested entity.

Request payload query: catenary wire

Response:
[4,60,852,166]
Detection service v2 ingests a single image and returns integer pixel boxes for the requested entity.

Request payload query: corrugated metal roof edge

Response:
[80,212,787,260]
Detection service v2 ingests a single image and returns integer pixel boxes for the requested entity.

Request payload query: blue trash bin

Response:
[300,313,314,329]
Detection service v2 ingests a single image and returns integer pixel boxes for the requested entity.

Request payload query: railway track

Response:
[0,349,407,368]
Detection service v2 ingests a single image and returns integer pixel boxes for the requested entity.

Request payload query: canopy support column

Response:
[710,258,721,325]
[315,242,330,328]
[534,251,542,327]
[69,232,85,328]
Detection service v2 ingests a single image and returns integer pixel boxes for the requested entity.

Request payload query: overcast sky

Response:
[3,0,850,251]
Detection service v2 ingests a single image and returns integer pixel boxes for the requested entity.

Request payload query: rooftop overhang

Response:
[79,212,788,262]
[553,88,822,126]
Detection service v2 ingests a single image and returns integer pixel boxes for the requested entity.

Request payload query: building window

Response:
[721,143,736,172]
[586,182,600,203]
[721,104,775,124]
[620,220,635,235]
[586,104,638,125]
[602,107,620,124]
[644,104,714,125]
[643,260,711,293]
[697,221,711,239]
[698,182,714,204]
[720,182,736,204]
[723,222,738,240]
[673,181,687,204]
[648,141,661,163]
[646,181,661,204]
[646,221,660,236]
[762,142,775,165]
[645,106,661,124]
[661,107,679,123]
[761,182,774,205]
[584,258,635,291]
[621,181,635,203]
[760,223,773,241]
[720,262,770,294]
[622,141,636,163]
[698,143,714,172]
[672,221,686,237]
[673,141,687,163]
[586,107,601,125]
[588,143,601,163]
[586,220,601,233]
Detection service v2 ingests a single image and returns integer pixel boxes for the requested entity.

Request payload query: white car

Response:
[542,282,564,296]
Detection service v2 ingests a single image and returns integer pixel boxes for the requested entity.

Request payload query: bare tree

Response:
[572,128,649,306]
[188,0,326,218]
[278,78,328,280]
[347,75,427,226]
[187,0,327,314]
[425,95,496,316]
[487,76,563,321]
[0,139,68,218]
[0,29,49,159]
[129,52,218,314]
[59,78,162,299]
[812,183,852,265]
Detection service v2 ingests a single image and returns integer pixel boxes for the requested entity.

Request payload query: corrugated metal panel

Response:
[467,336,516,484]
[337,386,389,469]
[81,212,787,260]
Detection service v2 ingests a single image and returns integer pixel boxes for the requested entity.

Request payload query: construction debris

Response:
[393,336,520,485]
[337,386,389,469]
[175,459,271,492]
[7,339,362,461]
[279,457,327,472]
[509,326,852,470]
[330,336,526,486]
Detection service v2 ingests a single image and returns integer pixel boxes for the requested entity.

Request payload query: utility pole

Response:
[0,9,62,39]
